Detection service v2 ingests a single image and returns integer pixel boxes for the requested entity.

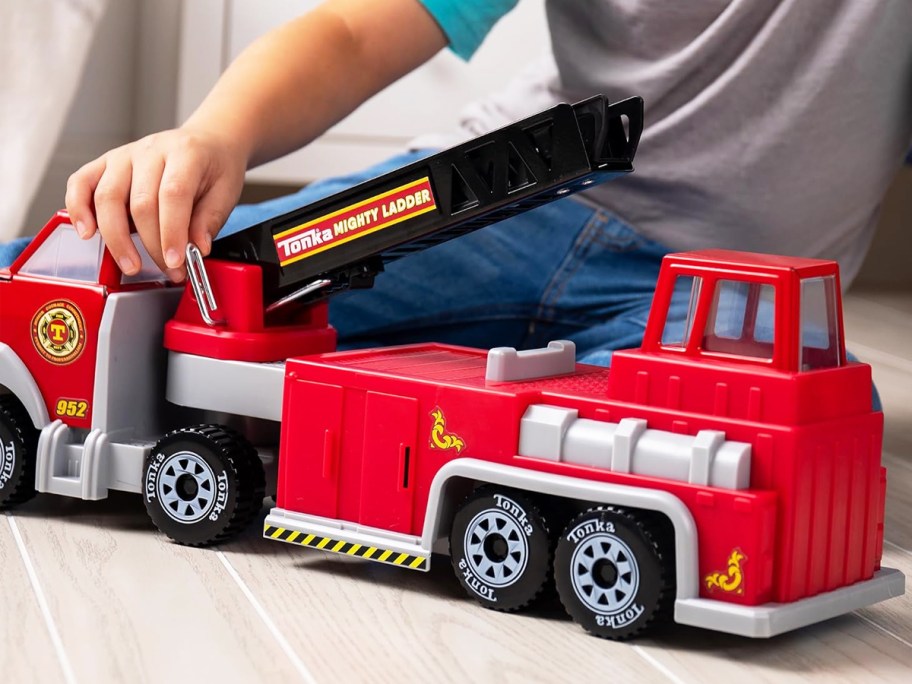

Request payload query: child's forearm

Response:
[65,0,447,278]
[186,0,447,168]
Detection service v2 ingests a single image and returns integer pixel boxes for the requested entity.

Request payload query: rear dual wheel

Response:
[450,487,672,639]
[449,487,553,611]
[554,507,673,640]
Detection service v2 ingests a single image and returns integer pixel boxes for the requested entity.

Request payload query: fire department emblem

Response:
[31,300,86,365]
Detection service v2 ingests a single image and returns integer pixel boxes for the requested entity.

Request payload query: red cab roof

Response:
[665,250,839,278]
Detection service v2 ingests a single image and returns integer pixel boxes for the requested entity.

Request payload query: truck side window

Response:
[661,275,701,347]
[800,276,841,370]
[121,233,167,284]
[19,224,104,282]
[702,280,775,359]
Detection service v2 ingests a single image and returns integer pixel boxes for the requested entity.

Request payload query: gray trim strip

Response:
[167,352,285,422]
[0,343,49,428]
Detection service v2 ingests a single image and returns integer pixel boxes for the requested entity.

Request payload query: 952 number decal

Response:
[55,399,89,419]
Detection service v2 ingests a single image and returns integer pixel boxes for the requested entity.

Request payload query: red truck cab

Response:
[0,213,172,429]
[610,250,884,604]
[0,213,182,503]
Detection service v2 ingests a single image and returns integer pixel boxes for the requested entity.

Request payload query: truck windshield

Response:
[800,276,842,370]
[18,223,104,282]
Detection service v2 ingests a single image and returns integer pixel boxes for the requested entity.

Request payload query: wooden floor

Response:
[2,289,911,684]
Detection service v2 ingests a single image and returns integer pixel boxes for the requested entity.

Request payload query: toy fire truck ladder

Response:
[211,95,643,309]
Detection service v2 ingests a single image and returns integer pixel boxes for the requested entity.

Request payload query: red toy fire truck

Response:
[0,96,902,640]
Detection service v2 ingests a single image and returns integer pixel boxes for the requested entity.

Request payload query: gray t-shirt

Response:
[417,0,912,286]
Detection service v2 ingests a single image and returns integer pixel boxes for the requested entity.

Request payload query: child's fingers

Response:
[188,176,241,256]
[129,152,167,269]
[94,153,141,275]
[158,145,206,271]
[65,157,106,238]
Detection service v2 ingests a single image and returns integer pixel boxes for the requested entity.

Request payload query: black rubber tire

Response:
[0,396,39,509]
[449,486,552,612]
[555,507,672,640]
[143,425,265,546]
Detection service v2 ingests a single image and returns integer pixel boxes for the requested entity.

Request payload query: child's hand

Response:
[64,0,445,282]
[65,126,247,281]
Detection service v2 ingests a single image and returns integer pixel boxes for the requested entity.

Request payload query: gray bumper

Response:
[674,567,905,638]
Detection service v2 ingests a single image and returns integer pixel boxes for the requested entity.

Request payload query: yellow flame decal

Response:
[429,408,465,453]
[705,548,747,594]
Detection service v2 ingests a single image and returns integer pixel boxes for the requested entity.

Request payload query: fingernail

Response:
[164,248,181,269]
[118,256,136,274]
[75,221,87,238]
[204,234,212,252]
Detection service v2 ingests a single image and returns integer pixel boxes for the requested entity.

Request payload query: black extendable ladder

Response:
[211,95,643,306]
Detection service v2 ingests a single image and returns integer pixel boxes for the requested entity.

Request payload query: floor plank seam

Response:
[215,550,318,684]
[884,539,912,557]
[6,513,78,684]
[632,644,691,684]
[853,613,912,651]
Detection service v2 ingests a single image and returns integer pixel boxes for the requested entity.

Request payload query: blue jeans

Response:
[223,150,676,366]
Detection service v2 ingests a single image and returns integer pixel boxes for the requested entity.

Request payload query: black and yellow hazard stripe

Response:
[264,524,429,570]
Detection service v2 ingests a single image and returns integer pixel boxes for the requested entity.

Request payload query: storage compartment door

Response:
[358,391,419,533]
[278,379,344,517]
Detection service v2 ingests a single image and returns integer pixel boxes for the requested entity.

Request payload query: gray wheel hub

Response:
[156,451,217,523]
[464,508,528,587]
[571,533,640,613]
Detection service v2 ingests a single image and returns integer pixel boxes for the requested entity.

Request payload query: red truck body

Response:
[273,251,885,616]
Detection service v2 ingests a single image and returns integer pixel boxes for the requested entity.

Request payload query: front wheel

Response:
[143,425,265,546]
[449,486,552,612]
[0,396,39,508]
[554,507,672,640]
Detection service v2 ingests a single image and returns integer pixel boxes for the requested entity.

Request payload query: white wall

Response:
[23,0,181,233]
